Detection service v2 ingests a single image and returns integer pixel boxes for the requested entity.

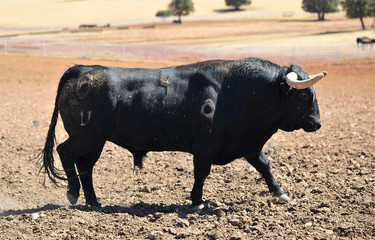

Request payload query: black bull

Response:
[41,57,325,208]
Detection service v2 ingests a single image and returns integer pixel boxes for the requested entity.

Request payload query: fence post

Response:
[122,43,126,60]
[42,40,46,57]
[291,47,296,64]
[3,38,7,55]
[163,45,167,62]
[336,46,340,63]
[370,46,374,60]
[81,41,86,58]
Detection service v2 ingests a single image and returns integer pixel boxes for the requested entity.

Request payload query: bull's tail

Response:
[41,94,65,185]
[39,65,82,185]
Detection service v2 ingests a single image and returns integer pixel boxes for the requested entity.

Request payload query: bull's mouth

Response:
[279,120,321,132]
[303,122,321,132]
[279,123,298,132]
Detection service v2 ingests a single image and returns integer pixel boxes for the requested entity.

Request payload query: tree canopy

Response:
[302,0,339,20]
[156,10,171,17]
[168,0,195,23]
[369,0,375,27]
[341,0,372,29]
[225,0,251,10]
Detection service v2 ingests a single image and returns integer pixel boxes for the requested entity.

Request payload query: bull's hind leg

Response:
[76,144,104,207]
[56,137,105,206]
[57,139,81,205]
[246,151,290,203]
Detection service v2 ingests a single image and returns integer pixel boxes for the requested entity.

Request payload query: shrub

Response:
[156,10,171,17]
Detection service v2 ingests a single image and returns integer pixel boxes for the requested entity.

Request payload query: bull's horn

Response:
[286,71,328,89]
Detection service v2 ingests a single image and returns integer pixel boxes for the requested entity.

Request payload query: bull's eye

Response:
[299,92,309,101]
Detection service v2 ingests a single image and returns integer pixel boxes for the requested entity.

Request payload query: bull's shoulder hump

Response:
[169,59,234,71]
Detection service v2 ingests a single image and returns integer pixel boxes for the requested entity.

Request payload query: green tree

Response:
[369,0,375,27]
[302,0,339,20]
[156,10,171,17]
[341,0,371,29]
[225,0,251,10]
[168,0,195,23]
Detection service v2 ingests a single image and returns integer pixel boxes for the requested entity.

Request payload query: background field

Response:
[1,0,305,27]
[0,0,375,239]
[1,0,374,63]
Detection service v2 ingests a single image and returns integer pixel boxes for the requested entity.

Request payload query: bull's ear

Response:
[280,82,292,96]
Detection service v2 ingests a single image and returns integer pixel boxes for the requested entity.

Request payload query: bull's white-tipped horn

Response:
[286,71,328,90]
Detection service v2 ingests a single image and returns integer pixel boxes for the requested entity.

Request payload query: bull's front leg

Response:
[246,151,290,203]
[190,156,212,210]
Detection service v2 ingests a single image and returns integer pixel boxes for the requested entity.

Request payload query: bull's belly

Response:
[109,118,193,152]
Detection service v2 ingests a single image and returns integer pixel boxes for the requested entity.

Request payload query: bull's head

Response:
[280,65,328,132]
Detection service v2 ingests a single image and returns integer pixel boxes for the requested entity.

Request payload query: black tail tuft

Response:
[39,102,66,185]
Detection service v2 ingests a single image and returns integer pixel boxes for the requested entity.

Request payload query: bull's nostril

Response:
[316,122,321,130]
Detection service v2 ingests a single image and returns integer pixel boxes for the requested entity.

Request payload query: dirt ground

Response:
[0,54,374,239]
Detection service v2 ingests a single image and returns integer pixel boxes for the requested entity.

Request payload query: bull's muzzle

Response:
[304,120,321,132]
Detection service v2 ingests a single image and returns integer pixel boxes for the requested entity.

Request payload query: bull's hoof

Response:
[67,192,79,205]
[191,203,204,212]
[191,200,205,211]
[191,203,205,211]
[271,193,290,203]
[86,199,102,208]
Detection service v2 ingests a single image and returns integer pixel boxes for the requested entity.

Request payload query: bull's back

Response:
[108,68,195,151]
[57,64,224,153]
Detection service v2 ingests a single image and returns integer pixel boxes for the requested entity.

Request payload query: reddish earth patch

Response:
[0,55,374,239]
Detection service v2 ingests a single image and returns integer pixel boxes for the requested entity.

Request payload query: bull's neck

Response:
[276,67,293,131]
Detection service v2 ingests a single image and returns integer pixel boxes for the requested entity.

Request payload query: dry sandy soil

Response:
[0,54,374,239]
